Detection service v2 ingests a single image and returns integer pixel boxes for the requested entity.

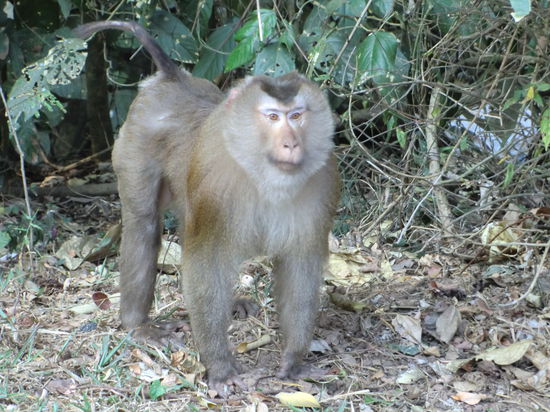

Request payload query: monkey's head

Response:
[223,72,335,196]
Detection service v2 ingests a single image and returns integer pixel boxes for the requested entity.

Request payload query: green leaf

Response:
[372,0,395,18]
[225,9,278,72]
[42,38,88,85]
[7,68,43,124]
[193,22,237,80]
[279,24,296,50]
[253,43,296,76]
[149,10,198,64]
[111,89,138,130]
[224,39,256,72]
[6,36,85,163]
[541,107,550,150]
[427,0,464,34]
[149,380,168,401]
[56,0,73,19]
[503,162,515,187]
[0,28,9,60]
[196,0,214,36]
[535,83,550,92]
[396,127,407,149]
[339,0,369,17]
[509,0,531,22]
[0,231,11,249]
[235,9,277,42]
[326,0,347,14]
[356,31,398,85]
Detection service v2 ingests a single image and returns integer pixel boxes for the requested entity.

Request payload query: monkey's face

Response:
[224,74,334,192]
[258,95,307,173]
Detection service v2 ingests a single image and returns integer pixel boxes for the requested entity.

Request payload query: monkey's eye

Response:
[289,112,302,120]
[268,113,279,121]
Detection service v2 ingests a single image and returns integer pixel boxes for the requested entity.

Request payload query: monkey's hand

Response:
[130,321,189,349]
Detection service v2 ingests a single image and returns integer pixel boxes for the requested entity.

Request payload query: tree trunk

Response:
[85,34,113,158]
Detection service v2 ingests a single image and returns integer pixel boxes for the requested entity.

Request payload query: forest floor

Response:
[1,186,549,411]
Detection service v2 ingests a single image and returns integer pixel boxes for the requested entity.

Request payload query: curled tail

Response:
[73,20,181,78]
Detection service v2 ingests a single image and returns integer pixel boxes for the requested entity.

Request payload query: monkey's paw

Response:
[276,361,328,381]
[131,321,189,350]
[207,360,248,396]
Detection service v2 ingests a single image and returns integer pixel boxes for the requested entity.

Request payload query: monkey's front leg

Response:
[273,253,324,378]
[180,248,242,388]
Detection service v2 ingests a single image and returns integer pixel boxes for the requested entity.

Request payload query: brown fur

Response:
[76,21,340,388]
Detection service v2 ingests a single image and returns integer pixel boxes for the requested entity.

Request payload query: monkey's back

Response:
[112,71,224,196]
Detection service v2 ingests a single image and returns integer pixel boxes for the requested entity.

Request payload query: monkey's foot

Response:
[232,297,259,319]
[207,359,248,396]
[130,321,189,350]
[276,361,328,380]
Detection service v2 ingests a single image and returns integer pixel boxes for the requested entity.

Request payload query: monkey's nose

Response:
[283,141,300,151]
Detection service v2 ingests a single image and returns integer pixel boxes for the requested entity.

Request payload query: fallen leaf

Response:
[453,381,479,392]
[436,305,461,344]
[91,291,111,310]
[395,368,424,384]
[128,363,142,375]
[427,265,442,277]
[85,223,121,262]
[392,314,422,344]
[329,292,368,312]
[452,391,486,405]
[475,340,532,365]
[481,222,521,261]
[276,392,320,408]
[45,378,78,395]
[309,338,331,353]
[380,259,393,278]
[157,239,182,273]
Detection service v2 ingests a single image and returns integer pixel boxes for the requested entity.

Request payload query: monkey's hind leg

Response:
[114,147,185,347]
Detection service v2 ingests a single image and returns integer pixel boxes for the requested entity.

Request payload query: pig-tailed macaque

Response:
[74,21,340,389]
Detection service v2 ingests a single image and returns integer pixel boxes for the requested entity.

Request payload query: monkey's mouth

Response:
[268,156,302,172]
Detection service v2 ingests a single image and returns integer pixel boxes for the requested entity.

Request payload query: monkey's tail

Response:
[73,20,181,79]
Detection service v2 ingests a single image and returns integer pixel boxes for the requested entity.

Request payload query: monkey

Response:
[74,21,340,390]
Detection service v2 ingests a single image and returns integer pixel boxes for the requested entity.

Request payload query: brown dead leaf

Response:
[436,305,461,344]
[481,222,521,261]
[451,391,487,405]
[526,349,550,371]
[530,207,550,218]
[84,223,121,262]
[91,291,111,310]
[170,350,186,366]
[132,348,160,373]
[427,265,442,278]
[392,314,422,344]
[128,363,142,375]
[475,340,532,365]
[329,292,368,312]
[418,254,437,267]
[45,378,78,395]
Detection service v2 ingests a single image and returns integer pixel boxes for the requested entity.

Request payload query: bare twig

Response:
[426,86,454,232]
[0,85,34,253]
[498,239,550,307]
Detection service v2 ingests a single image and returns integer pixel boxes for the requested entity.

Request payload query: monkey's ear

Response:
[226,76,256,105]
[227,88,241,103]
